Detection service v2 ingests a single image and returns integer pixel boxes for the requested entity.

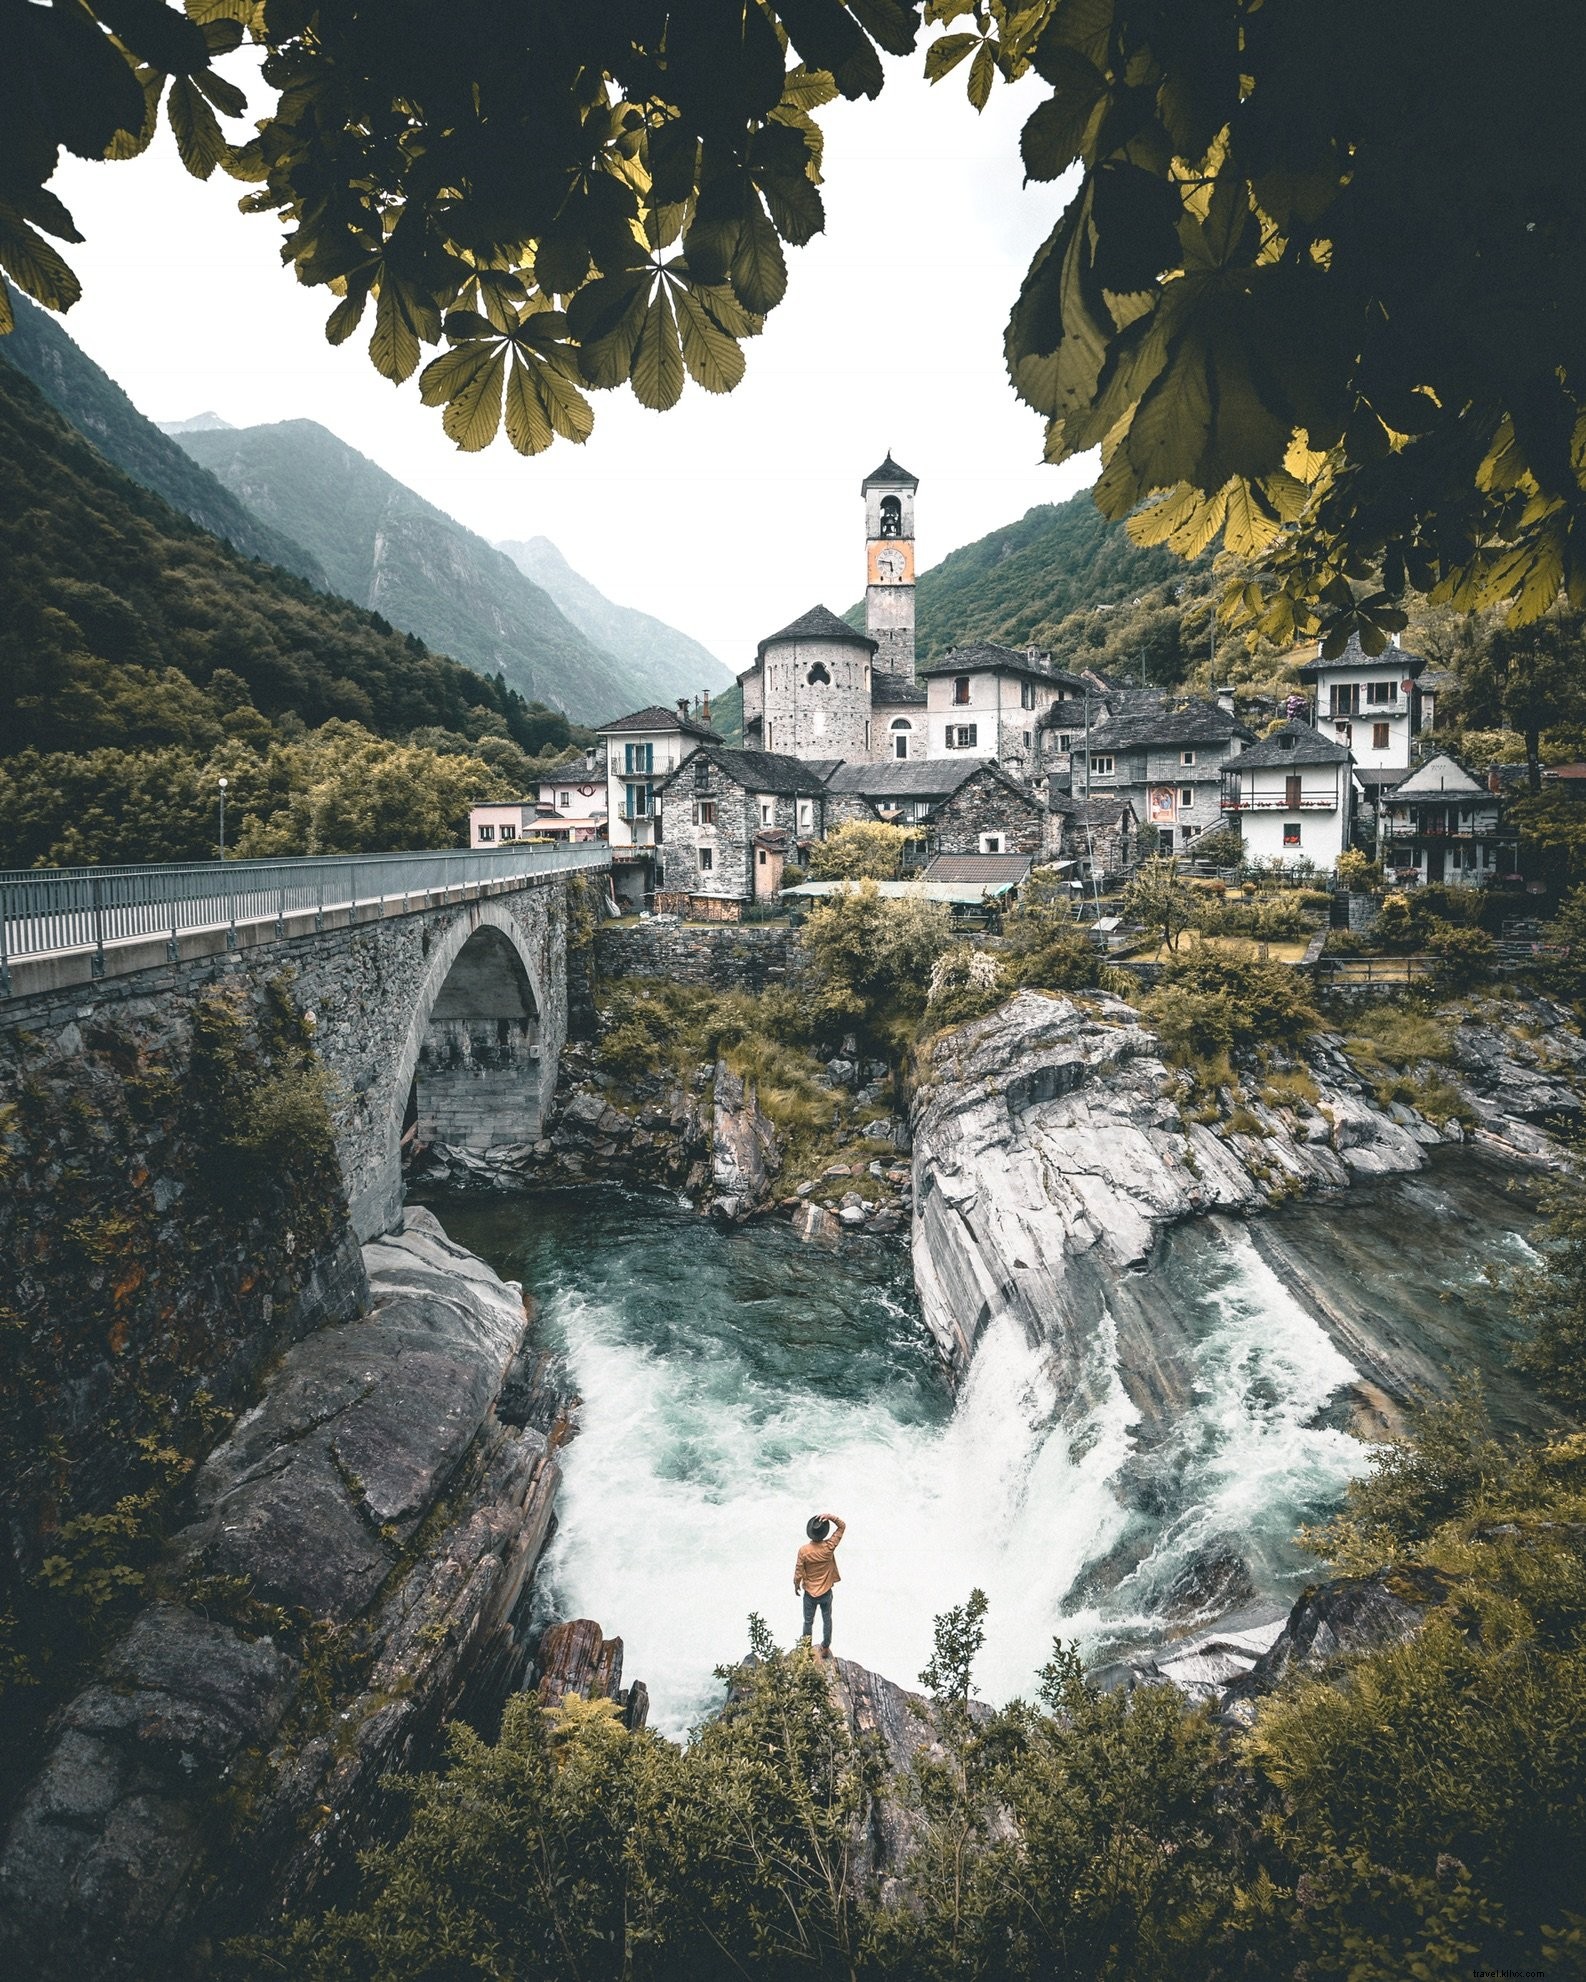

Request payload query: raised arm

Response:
[822,1513,846,1548]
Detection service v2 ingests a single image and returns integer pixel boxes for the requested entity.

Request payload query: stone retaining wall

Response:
[595,918,801,994]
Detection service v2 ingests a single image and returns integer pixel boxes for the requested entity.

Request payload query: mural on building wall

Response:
[1147,786,1177,826]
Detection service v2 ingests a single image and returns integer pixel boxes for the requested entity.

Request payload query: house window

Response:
[947,724,978,749]
[1330,683,1361,716]
[1181,750,1196,766]
[760,800,774,825]
[625,783,651,818]
[692,799,715,826]
[807,660,831,686]
[1180,825,1196,844]
[953,675,971,706]
[1092,755,1114,776]
[500,824,517,840]
[699,846,714,872]
[1283,822,1301,846]
[1021,680,1037,709]
[1372,722,1390,750]
[979,834,1002,853]
[758,850,767,866]
[1285,774,1303,808]
[1058,733,1072,751]
[624,742,654,774]
[1180,787,1194,808]
[478,823,496,841]
[890,717,912,761]
[1023,731,1032,749]
[1365,680,1399,705]
[797,800,813,830]
[693,756,711,788]
[558,790,570,808]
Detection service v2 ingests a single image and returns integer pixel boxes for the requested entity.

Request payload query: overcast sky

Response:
[48,57,1094,675]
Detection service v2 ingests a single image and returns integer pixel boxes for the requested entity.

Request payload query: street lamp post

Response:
[218,776,228,860]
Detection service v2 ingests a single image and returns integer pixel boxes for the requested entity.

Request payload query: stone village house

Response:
[650,747,831,918]
[1056,697,1255,856]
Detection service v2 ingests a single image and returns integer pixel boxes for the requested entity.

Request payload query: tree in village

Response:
[803,818,923,880]
[1121,854,1196,953]
[7,2,1586,651]
[1451,609,1586,793]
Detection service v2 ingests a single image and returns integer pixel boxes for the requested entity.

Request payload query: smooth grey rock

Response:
[711,1060,779,1212]
[838,1204,868,1228]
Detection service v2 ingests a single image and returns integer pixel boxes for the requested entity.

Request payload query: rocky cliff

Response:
[909,988,1575,1400]
[0,1210,572,1979]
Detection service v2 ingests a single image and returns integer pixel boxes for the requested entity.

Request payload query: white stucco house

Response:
[1218,719,1356,871]
[596,701,721,905]
[917,643,1088,780]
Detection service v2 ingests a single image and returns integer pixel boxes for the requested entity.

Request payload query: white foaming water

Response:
[1110,1223,1371,1621]
[538,1293,1137,1738]
[438,1155,1544,1737]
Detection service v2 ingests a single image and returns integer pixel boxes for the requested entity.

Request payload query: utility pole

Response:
[218,776,228,860]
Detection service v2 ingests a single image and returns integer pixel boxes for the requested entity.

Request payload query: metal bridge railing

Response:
[0,842,611,992]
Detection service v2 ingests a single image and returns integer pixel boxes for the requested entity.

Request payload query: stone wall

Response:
[759,632,872,758]
[596,919,801,993]
[930,766,1047,855]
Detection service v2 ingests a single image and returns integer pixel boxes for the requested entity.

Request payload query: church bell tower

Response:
[862,452,918,678]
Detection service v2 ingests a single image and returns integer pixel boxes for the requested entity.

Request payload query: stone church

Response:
[738,454,929,763]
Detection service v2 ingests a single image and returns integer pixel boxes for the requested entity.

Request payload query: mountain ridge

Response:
[497,535,732,706]
[175,418,637,724]
[0,289,325,586]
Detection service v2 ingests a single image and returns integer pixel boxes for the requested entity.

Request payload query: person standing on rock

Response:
[794,1511,845,1658]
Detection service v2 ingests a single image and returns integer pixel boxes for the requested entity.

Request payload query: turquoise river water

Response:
[435,1154,1545,1739]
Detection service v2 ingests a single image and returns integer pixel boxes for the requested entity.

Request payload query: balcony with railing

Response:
[1220,791,1340,812]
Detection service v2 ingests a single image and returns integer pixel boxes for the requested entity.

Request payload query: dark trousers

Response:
[801,1588,833,1647]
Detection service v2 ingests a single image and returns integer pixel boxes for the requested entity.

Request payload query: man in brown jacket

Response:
[794,1511,845,1657]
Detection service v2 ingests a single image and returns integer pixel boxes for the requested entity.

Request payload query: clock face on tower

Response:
[868,540,914,585]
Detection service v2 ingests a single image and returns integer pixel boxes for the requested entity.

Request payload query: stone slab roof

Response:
[1390,751,1485,797]
[598,703,720,740]
[1228,719,1352,768]
[757,604,876,656]
[860,451,918,489]
[1083,699,1255,752]
[920,642,1085,687]
[821,758,984,798]
[922,852,1034,886]
[656,746,831,797]
[1296,633,1424,680]
[871,673,927,706]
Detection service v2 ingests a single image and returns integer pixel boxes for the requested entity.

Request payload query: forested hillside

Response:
[178,420,640,723]
[0,289,325,586]
[0,363,580,867]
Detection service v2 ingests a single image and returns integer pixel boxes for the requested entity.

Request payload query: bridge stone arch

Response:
[329,893,566,1241]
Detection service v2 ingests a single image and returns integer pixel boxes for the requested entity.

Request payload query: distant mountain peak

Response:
[159,412,235,434]
[497,535,731,709]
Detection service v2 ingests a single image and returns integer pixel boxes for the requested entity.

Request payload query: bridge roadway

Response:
[0,843,610,1000]
[0,844,611,1238]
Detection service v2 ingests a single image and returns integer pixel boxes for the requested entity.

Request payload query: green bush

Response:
[797,880,952,1041]
[803,820,923,881]
[1425,918,1496,989]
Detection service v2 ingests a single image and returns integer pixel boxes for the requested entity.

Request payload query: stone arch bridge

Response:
[0,846,608,1238]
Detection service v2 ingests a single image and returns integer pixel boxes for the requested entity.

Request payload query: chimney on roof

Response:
[677,698,689,720]
[702,690,712,727]
[1215,684,1236,717]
